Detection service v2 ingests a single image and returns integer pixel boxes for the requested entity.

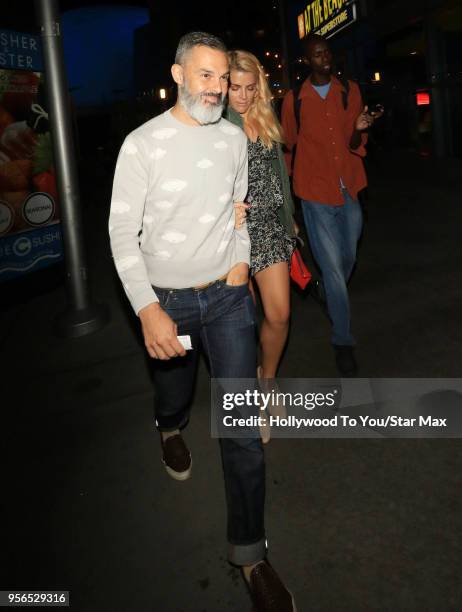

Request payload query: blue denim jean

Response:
[152,279,266,566]
[301,189,363,346]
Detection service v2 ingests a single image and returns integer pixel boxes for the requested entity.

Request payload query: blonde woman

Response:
[226,50,298,435]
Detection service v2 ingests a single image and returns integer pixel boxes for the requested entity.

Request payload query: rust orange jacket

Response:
[281,76,367,206]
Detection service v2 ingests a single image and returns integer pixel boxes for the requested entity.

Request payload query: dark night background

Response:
[2,2,462,611]
[4,0,462,159]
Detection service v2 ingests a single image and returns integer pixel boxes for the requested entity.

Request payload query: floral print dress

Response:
[246,137,296,275]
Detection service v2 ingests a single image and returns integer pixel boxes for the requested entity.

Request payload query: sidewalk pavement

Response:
[3,151,462,611]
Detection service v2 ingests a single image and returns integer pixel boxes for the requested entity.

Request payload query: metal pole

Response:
[426,17,452,158]
[35,0,108,337]
[278,0,291,90]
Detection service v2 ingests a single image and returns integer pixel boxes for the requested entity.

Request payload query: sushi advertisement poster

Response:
[0,29,63,282]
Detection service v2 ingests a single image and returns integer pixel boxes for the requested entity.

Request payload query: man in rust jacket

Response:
[282,34,378,375]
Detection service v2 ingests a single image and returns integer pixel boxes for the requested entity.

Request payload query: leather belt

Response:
[154,274,229,294]
[192,273,228,291]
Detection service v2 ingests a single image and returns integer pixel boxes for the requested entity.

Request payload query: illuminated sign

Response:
[297,0,357,40]
[416,92,430,106]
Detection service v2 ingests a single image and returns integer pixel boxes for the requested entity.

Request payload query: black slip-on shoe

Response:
[161,433,192,481]
[245,561,297,612]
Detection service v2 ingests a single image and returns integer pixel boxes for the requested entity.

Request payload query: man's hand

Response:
[355,106,374,132]
[138,302,186,360]
[226,262,249,286]
[351,105,380,149]
[234,201,250,229]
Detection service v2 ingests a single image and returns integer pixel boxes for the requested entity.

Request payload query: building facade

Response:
[286,0,462,157]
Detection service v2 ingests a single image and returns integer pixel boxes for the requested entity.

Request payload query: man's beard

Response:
[178,82,224,125]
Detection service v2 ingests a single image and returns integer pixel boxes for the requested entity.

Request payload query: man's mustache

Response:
[200,91,223,104]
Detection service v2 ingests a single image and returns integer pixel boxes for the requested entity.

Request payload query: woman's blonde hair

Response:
[228,49,284,149]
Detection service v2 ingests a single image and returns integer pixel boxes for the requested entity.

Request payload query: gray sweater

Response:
[109,109,250,315]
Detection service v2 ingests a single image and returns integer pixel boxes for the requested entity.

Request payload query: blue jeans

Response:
[152,280,266,566]
[301,189,363,346]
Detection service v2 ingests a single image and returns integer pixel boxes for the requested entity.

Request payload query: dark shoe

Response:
[246,561,297,612]
[161,433,192,481]
[333,344,358,377]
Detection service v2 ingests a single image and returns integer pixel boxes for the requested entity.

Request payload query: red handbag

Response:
[290,247,312,290]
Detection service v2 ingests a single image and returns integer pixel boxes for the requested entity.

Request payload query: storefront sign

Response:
[0,30,43,71]
[298,0,357,39]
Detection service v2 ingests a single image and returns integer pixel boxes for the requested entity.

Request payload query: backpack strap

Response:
[339,76,350,110]
[281,79,304,171]
[293,79,304,134]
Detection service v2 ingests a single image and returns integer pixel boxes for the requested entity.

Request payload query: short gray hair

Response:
[175,31,227,65]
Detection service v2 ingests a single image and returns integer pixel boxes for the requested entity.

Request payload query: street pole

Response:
[35,0,108,337]
[425,16,452,158]
[278,0,291,90]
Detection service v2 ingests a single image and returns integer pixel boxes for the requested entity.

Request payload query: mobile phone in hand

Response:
[369,104,384,117]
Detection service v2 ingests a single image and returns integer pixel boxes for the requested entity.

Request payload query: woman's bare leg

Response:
[254,261,291,379]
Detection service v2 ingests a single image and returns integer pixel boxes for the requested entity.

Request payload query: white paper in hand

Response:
[177,335,192,350]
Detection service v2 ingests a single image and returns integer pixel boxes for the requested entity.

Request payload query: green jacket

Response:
[225,106,296,237]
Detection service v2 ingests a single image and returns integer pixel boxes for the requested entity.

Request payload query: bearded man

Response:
[109,32,296,612]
